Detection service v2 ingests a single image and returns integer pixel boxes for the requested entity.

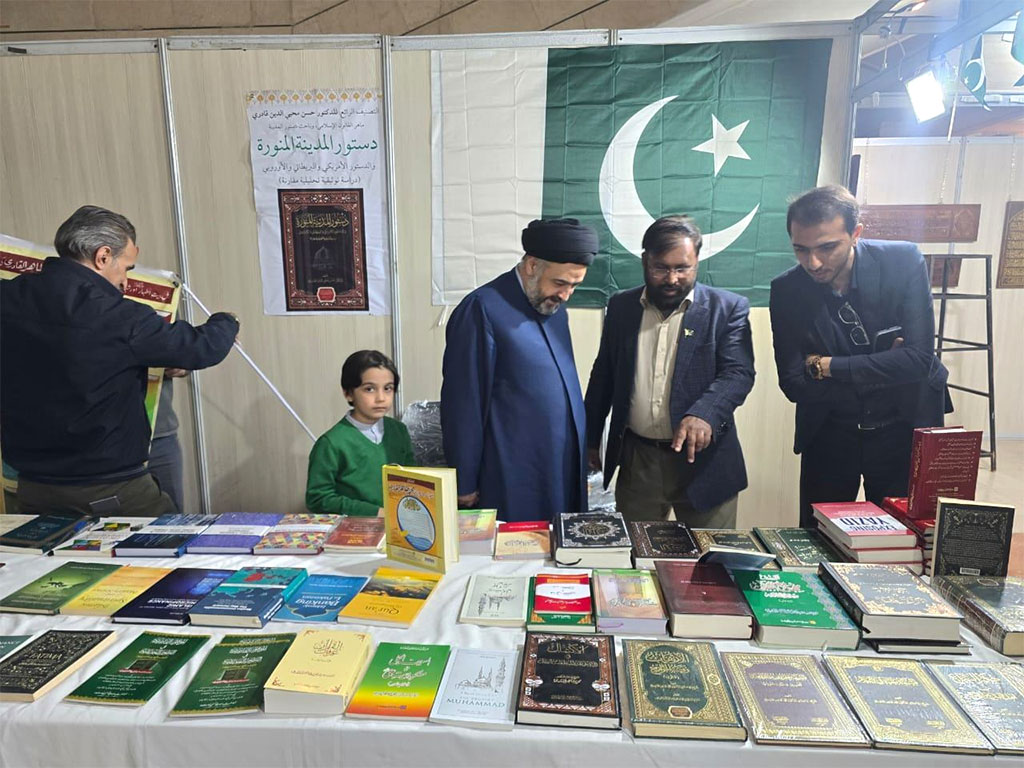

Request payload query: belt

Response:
[626,429,675,450]
[857,417,901,431]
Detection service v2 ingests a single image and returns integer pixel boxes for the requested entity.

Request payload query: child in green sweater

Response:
[305,350,416,516]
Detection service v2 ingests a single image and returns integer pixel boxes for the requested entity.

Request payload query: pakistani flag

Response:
[961,36,989,109]
[541,41,831,307]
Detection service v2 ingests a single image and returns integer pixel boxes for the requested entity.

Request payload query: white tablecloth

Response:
[0,551,1015,768]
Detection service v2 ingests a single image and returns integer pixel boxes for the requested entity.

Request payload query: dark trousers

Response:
[148,433,185,513]
[16,473,177,519]
[799,420,913,528]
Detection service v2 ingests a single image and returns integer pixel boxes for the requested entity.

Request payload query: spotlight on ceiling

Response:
[905,68,946,122]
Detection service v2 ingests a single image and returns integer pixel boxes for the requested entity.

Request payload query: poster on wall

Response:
[997,200,1024,289]
[247,89,389,315]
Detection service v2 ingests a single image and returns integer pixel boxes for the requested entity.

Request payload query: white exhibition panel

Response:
[0,551,1011,768]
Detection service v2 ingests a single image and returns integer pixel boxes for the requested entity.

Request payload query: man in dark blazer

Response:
[770,185,949,527]
[584,216,755,526]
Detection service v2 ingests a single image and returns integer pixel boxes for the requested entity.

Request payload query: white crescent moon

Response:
[598,96,759,260]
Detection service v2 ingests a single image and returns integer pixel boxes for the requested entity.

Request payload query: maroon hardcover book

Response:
[654,561,751,619]
[906,427,982,520]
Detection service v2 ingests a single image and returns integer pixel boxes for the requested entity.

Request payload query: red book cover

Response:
[653,561,751,618]
[883,497,934,540]
[325,517,384,548]
[498,521,550,534]
[906,427,982,519]
[812,501,916,549]
[532,572,592,614]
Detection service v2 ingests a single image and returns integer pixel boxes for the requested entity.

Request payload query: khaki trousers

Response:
[16,473,178,519]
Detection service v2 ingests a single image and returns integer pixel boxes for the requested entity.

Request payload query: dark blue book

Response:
[113,513,219,557]
[188,567,308,628]
[111,568,235,625]
[272,574,369,623]
[185,512,284,554]
[0,511,89,555]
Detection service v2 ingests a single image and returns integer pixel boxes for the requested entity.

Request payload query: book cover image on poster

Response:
[278,188,368,311]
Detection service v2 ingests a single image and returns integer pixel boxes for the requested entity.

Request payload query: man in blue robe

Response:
[441,218,599,522]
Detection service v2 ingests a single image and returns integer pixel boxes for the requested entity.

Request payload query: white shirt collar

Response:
[345,412,384,444]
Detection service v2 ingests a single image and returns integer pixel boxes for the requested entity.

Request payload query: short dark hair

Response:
[340,350,400,393]
[54,205,137,262]
[642,216,703,258]
[786,185,860,235]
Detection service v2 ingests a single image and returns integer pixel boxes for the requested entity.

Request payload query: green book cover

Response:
[346,642,450,719]
[66,631,209,706]
[0,635,32,659]
[754,527,847,570]
[169,633,295,717]
[525,577,595,632]
[733,570,859,649]
[0,561,122,614]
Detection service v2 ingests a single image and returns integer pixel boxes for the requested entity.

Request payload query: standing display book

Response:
[0,560,122,615]
[113,513,220,557]
[263,628,373,715]
[0,629,116,702]
[906,426,983,519]
[553,511,632,568]
[516,632,620,729]
[60,566,172,617]
[823,656,992,755]
[429,647,518,730]
[931,498,1015,578]
[752,527,847,571]
[654,561,752,640]
[721,652,868,747]
[623,639,745,741]
[592,569,667,635]
[169,633,295,717]
[925,661,1024,755]
[931,576,1024,656]
[65,631,209,706]
[0,511,89,554]
[345,642,450,720]
[271,574,368,623]
[457,509,498,555]
[336,565,442,628]
[732,570,860,650]
[458,574,530,627]
[188,567,308,628]
[111,568,235,625]
[382,465,459,574]
[628,521,700,569]
[185,512,284,554]
[52,517,155,557]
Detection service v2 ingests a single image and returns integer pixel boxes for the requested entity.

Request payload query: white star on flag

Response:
[692,115,750,176]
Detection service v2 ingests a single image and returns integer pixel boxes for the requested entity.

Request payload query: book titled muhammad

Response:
[429,647,518,730]
[906,426,982,519]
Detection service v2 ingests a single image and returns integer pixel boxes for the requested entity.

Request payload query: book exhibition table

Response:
[0,550,1016,768]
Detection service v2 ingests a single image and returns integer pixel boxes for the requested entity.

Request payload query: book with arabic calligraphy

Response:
[346,642,450,720]
[263,628,373,715]
[382,465,458,574]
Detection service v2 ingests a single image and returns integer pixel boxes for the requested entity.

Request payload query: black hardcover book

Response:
[629,521,700,566]
[932,498,1015,578]
[555,512,631,550]
[0,629,116,701]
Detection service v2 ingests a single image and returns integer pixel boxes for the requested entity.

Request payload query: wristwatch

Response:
[806,354,825,381]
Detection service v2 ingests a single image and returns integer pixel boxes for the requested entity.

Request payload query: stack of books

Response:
[882,496,934,575]
[812,501,922,574]
[906,426,982,519]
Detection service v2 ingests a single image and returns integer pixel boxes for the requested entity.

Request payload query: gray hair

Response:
[54,205,137,262]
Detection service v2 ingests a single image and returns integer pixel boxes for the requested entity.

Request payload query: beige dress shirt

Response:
[627,287,693,439]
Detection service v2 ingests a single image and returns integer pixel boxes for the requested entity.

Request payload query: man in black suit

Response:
[584,216,755,526]
[769,185,949,527]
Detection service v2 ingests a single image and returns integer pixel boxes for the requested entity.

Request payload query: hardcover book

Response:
[188,567,308,628]
[516,632,620,729]
[525,577,595,634]
[623,639,745,740]
[336,565,442,629]
[0,560,122,615]
[592,569,667,635]
[553,511,632,568]
[931,575,1024,656]
[0,511,89,554]
[60,566,172,617]
[111,568,235,625]
[720,652,868,747]
[429,647,518,730]
[185,512,283,554]
[457,509,498,555]
[823,656,992,754]
[931,498,1015,578]
[113,513,219,557]
[264,628,373,715]
[382,464,459,574]
[732,570,859,650]
[458,573,529,627]
[926,661,1024,754]
[65,631,208,706]
[169,633,295,717]
[628,520,700,569]
[692,529,767,554]
[272,574,368,623]
[817,561,961,642]
[812,501,916,549]
[346,642,450,720]
[253,513,341,554]
[323,516,385,553]
[52,517,155,557]
[0,514,36,537]
[906,426,983,519]
[654,561,752,640]
[0,629,116,702]
[753,527,847,571]
[493,521,551,560]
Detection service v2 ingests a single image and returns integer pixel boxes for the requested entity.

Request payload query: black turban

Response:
[521,218,599,266]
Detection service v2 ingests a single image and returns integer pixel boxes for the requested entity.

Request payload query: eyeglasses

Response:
[648,264,697,279]
[837,301,869,346]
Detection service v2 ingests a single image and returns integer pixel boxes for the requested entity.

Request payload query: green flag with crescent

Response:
[541,40,832,308]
